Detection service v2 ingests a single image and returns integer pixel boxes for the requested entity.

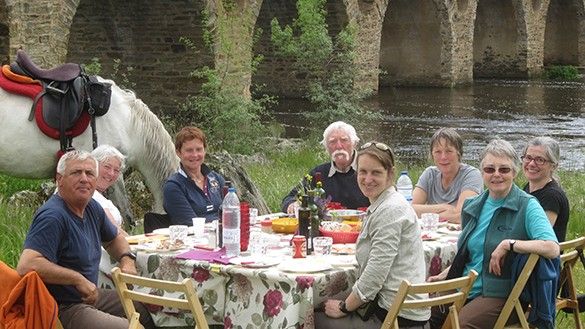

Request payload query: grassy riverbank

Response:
[0,147,583,326]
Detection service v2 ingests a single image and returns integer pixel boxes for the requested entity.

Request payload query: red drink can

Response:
[292,235,306,258]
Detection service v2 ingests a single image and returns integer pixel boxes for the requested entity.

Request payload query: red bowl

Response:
[319,228,359,244]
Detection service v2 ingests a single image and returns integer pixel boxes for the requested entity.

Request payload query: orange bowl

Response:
[271,217,298,234]
[319,228,359,244]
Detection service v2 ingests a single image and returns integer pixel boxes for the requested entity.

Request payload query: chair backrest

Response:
[556,236,585,328]
[111,267,208,329]
[493,253,540,329]
[381,270,478,329]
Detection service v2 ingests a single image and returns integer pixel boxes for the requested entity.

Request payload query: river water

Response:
[273,79,585,171]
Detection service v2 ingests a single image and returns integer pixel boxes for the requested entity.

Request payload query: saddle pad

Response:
[0,69,91,140]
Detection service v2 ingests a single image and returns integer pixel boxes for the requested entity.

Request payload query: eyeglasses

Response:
[482,166,512,174]
[521,154,549,166]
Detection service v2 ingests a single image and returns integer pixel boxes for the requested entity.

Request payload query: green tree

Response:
[171,2,276,155]
[271,0,377,130]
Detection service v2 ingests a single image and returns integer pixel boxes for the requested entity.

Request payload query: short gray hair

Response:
[522,136,560,166]
[91,145,126,171]
[429,128,463,161]
[56,150,98,175]
[320,121,360,147]
[480,139,520,174]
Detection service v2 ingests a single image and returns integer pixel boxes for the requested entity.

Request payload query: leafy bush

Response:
[270,0,380,131]
[543,65,580,81]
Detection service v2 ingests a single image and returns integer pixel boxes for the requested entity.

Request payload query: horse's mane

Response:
[122,88,179,187]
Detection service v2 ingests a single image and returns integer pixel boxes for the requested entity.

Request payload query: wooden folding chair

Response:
[111,267,209,329]
[380,270,478,329]
[556,236,585,329]
[493,253,540,329]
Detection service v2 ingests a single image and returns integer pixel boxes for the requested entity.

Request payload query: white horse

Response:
[0,77,179,215]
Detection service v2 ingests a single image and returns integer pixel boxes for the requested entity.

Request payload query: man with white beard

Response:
[281,121,370,213]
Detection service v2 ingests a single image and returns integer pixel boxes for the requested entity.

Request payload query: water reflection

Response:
[272,80,584,170]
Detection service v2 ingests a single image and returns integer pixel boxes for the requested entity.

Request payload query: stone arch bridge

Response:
[0,0,583,111]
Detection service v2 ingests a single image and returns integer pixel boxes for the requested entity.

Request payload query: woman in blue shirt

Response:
[163,126,225,224]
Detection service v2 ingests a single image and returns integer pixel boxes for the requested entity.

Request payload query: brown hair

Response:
[429,128,463,161]
[174,126,207,151]
[357,141,396,171]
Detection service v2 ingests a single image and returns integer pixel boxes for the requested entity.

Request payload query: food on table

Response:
[327,209,366,222]
[271,217,298,234]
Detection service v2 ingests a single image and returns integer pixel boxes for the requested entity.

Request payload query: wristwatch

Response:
[119,252,137,262]
[509,239,516,253]
[339,301,351,314]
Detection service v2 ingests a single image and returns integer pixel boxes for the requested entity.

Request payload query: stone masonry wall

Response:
[66,0,213,116]
[0,0,582,109]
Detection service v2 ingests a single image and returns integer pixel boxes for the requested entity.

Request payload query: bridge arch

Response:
[251,0,349,97]
[543,0,584,66]
[473,0,529,78]
[379,0,452,86]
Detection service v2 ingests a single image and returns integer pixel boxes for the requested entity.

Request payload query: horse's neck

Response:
[126,98,178,212]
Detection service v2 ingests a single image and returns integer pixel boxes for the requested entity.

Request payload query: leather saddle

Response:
[8,50,112,152]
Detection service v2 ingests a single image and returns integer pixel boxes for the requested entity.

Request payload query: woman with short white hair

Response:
[91,145,126,233]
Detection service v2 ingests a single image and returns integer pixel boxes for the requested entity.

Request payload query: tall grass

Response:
[0,198,36,267]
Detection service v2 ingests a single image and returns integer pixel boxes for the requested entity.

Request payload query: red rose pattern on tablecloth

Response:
[263,289,284,317]
[224,314,233,329]
[295,276,315,293]
[323,271,348,296]
[233,273,253,302]
[191,268,210,283]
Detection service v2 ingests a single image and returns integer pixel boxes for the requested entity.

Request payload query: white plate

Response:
[331,243,356,255]
[325,255,358,267]
[152,227,195,236]
[229,256,281,268]
[277,258,333,273]
[436,227,461,236]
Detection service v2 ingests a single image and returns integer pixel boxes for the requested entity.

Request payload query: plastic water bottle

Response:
[222,187,241,257]
[396,170,413,203]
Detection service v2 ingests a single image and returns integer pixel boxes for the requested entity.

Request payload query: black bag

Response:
[562,248,585,313]
[85,75,111,117]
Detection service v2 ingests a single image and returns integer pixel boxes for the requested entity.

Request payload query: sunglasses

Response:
[361,142,391,151]
[521,154,549,166]
[482,166,512,174]
[360,142,395,164]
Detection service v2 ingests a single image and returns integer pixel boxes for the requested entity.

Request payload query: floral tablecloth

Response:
[99,235,457,328]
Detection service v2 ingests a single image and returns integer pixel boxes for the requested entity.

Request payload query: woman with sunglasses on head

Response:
[428,139,559,328]
[521,136,569,242]
[315,141,430,329]
[412,128,483,224]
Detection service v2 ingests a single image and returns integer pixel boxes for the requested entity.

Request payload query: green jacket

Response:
[459,184,531,298]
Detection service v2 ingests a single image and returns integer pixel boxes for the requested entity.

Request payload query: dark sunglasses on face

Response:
[482,166,512,174]
[521,154,549,166]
